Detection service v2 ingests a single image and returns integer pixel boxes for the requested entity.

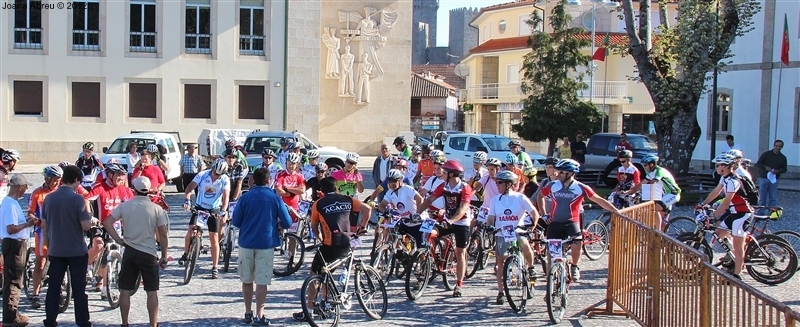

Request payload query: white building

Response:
[694,0,799,176]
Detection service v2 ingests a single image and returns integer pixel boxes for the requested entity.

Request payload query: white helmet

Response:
[472,151,487,163]
[712,153,736,165]
[287,153,302,164]
[212,158,228,175]
[307,150,320,159]
[146,144,158,154]
[386,169,404,181]
[345,152,360,163]
[485,158,502,167]
[725,149,743,159]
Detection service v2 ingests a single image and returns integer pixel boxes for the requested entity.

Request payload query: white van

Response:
[101,131,185,190]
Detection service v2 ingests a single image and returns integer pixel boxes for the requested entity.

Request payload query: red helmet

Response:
[395,158,408,168]
[442,159,464,173]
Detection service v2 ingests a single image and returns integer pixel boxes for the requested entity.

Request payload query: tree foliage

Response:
[513,0,604,154]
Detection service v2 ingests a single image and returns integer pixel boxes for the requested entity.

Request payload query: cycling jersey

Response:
[514,152,533,168]
[85,181,134,222]
[28,185,56,256]
[617,165,640,190]
[77,154,103,188]
[330,170,362,197]
[477,174,500,209]
[0,168,9,200]
[641,166,681,201]
[539,180,596,223]
[488,191,536,229]
[429,181,473,226]
[383,184,418,219]
[192,170,231,210]
[421,175,445,211]
[721,174,753,214]
[417,159,435,187]
[406,159,419,183]
[311,193,363,247]
[255,162,282,188]
[301,163,317,181]
[718,166,752,184]
[464,166,487,201]
[275,169,305,210]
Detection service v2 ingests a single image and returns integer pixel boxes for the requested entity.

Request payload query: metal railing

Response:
[72,30,100,51]
[588,201,800,327]
[13,28,43,49]
[130,31,156,52]
[577,81,628,99]
[239,35,265,56]
[467,83,522,101]
[185,33,211,54]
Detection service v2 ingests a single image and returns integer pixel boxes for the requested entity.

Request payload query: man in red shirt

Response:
[84,164,134,298]
[132,145,166,193]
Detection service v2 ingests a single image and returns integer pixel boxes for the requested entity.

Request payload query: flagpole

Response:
[601,57,609,133]
[774,64,783,141]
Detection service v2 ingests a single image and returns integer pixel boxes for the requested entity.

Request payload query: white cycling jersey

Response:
[301,163,316,181]
[421,175,445,210]
[488,191,536,229]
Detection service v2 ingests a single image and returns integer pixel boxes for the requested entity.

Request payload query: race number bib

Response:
[661,194,678,207]
[113,221,123,236]
[547,240,564,259]
[477,207,489,222]
[228,202,237,217]
[522,213,533,226]
[288,222,299,233]
[419,218,437,233]
[350,237,362,248]
[501,225,517,242]
[298,200,312,217]
[196,211,210,229]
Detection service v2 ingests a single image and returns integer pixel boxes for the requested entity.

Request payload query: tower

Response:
[412,0,439,64]
[448,7,480,58]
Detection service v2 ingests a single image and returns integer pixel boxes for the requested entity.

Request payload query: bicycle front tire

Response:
[355,265,388,320]
[546,263,567,324]
[745,234,798,285]
[465,233,482,279]
[183,236,201,285]
[106,252,123,308]
[502,254,529,313]
[405,250,432,301]
[223,228,234,272]
[274,232,305,277]
[300,274,340,327]
[773,230,800,272]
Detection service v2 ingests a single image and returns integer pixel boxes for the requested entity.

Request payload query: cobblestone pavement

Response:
[8,171,800,326]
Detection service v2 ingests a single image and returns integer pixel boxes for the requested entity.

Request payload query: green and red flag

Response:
[781,13,790,66]
[592,33,610,61]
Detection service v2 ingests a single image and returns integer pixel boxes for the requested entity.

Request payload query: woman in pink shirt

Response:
[132,145,165,192]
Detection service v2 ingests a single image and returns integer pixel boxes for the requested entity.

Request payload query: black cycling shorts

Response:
[397,223,426,247]
[189,207,222,233]
[545,221,583,241]
[310,246,351,274]
[86,226,105,240]
[435,224,470,249]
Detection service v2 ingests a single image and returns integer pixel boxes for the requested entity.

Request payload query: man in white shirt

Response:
[1,174,34,326]
[721,135,742,154]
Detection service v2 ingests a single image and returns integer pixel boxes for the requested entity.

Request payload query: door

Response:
[161,137,182,180]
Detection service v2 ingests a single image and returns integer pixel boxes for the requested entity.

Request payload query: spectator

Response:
[232,168,292,325]
[2,174,34,326]
[602,133,634,185]
[721,135,742,153]
[0,148,21,200]
[155,144,170,178]
[372,144,397,187]
[616,133,633,154]
[126,142,141,186]
[179,144,205,193]
[103,177,168,327]
[755,140,788,208]
[556,137,572,159]
[570,133,587,165]
[41,165,93,327]
[132,146,166,193]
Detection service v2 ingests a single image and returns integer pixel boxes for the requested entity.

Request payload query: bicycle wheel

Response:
[502,255,529,313]
[745,234,798,285]
[441,247,457,291]
[274,232,305,277]
[355,265,388,320]
[405,250,432,301]
[465,234,482,279]
[59,270,72,313]
[369,245,395,282]
[583,220,609,261]
[300,274,340,327]
[183,236,201,285]
[595,211,612,229]
[223,227,234,273]
[546,263,567,324]
[23,247,34,300]
[664,216,698,238]
[106,252,123,308]
[773,230,800,272]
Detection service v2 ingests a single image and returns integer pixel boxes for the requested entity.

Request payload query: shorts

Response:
[654,200,672,214]
[189,207,222,233]
[397,223,426,247]
[238,247,275,285]
[349,212,361,229]
[34,229,48,257]
[495,235,525,256]
[718,212,752,238]
[119,246,160,292]
[545,221,583,241]
[86,226,105,240]
[435,224,470,249]
[310,246,350,274]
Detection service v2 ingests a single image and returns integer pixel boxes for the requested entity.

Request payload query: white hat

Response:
[132,176,151,193]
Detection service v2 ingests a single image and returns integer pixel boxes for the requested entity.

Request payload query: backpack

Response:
[732,174,759,205]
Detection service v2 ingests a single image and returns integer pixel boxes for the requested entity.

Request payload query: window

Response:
[240,0,265,55]
[449,137,467,151]
[707,90,732,139]
[14,0,43,49]
[466,137,483,152]
[519,14,532,36]
[184,84,211,119]
[72,82,100,117]
[482,25,487,42]
[238,85,264,119]
[13,81,43,116]
[72,0,100,50]
[130,0,156,52]
[411,99,422,116]
[186,0,211,54]
[129,83,157,118]
[591,135,611,155]
[498,20,506,34]
[506,64,520,84]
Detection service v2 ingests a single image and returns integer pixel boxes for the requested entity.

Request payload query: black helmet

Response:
[543,157,558,166]
[223,147,240,158]
[393,136,406,146]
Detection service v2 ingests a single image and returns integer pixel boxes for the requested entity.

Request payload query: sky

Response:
[437,0,508,47]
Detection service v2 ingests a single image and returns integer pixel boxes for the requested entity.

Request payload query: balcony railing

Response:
[130,31,156,52]
[240,35,265,56]
[578,81,628,99]
[72,30,100,51]
[14,28,43,49]
[186,33,212,54]
[467,83,523,101]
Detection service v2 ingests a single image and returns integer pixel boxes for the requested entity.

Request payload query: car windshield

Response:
[631,137,658,152]
[243,136,285,155]
[106,138,155,154]
[482,136,513,151]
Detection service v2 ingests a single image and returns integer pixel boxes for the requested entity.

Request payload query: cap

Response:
[9,174,28,186]
[132,176,151,193]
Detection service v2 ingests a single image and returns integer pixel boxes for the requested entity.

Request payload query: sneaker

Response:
[211,267,219,279]
[4,314,30,326]
[253,316,271,326]
[243,312,254,324]
[100,288,108,300]
[570,265,581,281]
[178,253,189,266]
[527,267,538,282]
[292,311,308,322]
[31,296,41,309]
[495,292,505,305]
[453,285,462,298]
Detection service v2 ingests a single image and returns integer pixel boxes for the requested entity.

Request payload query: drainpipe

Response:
[282,0,289,131]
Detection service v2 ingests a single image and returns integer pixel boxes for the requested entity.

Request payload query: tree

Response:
[617,0,759,174]
[513,0,604,156]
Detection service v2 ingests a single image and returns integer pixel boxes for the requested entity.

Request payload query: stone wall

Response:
[449,7,480,58]
[286,0,322,143]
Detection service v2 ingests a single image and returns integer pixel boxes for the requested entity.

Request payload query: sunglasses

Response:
[346,161,357,165]
[262,156,274,159]
[715,164,727,167]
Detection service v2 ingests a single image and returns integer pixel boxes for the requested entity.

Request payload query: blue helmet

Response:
[555,159,580,173]
[641,154,659,165]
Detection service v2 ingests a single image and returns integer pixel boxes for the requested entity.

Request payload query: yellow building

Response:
[459,0,678,153]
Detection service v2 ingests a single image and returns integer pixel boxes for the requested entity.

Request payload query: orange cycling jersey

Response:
[418,159,435,186]
[28,185,56,257]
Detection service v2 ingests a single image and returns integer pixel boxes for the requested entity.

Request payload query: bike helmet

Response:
[105,158,120,165]
[1,149,21,163]
[212,158,229,175]
[711,153,736,165]
[58,161,72,168]
[105,163,127,175]
[387,169,404,181]
[307,150,320,159]
[223,147,240,158]
[145,144,158,154]
[741,158,752,167]
[411,145,422,154]
[618,150,633,159]
[641,154,659,165]
[287,153,302,164]
[508,140,522,148]
[726,149,743,159]
[505,153,518,165]
[261,148,276,157]
[82,142,94,150]
[280,137,293,145]
[288,142,303,150]
[345,152,360,163]
[523,166,538,178]
[43,165,63,178]
[392,136,406,146]
[225,139,236,148]
[495,170,519,184]
[430,150,446,164]
[442,159,464,174]
[423,144,435,153]
[472,151,487,163]
[543,157,558,166]
[555,159,580,173]
[485,158,503,167]
[315,163,329,171]
[395,158,408,168]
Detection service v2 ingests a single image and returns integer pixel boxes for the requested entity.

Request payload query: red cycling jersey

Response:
[430,181,473,225]
[85,181,134,222]
[133,164,165,189]
[275,170,305,210]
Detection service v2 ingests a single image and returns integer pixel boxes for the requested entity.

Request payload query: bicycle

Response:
[466,205,494,278]
[221,201,239,273]
[573,204,610,260]
[488,224,541,313]
[676,208,798,285]
[23,246,71,313]
[591,192,639,228]
[273,226,305,277]
[370,211,417,282]
[299,234,388,327]
[182,208,211,285]
[425,222,459,290]
[544,237,577,324]
[86,222,141,308]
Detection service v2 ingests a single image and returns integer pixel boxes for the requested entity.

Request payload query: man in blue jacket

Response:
[232,167,292,325]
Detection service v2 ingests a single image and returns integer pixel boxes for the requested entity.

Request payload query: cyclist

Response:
[304,163,329,202]
[486,170,540,304]
[627,154,681,227]
[532,157,559,221]
[611,150,640,208]
[377,169,425,245]
[225,139,249,170]
[84,163,133,298]
[536,159,621,281]
[508,140,533,168]
[292,177,370,322]
[331,153,365,231]
[521,166,540,199]
[474,158,503,223]
[276,137,293,169]
[415,145,437,191]
[416,159,473,297]
[504,153,524,192]
[465,151,488,208]
[700,150,754,212]
[418,152,446,221]
[393,136,412,160]
[726,149,752,180]
[301,150,321,181]
[406,146,422,186]
[248,149,283,189]
[0,148,21,200]
[76,142,105,191]
[287,142,308,167]
[223,148,248,202]
[181,159,231,279]
[275,153,306,215]
[26,165,62,308]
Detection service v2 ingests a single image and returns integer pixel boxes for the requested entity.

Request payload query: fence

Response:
[588,201,800,327]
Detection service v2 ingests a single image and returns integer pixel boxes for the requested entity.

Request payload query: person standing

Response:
[125,142,141,186]
[755,140,788,207]
[41,165,93,327]
[179,144,205,193]
[27,165,63,309]
[2,174,34,326]
[232,168,292,325]
[570,132,587,165]
[0,148,20,200]
[102,177,168,327]
[556,137,572,160]
[372,145,397,188]
[721,135,742,153]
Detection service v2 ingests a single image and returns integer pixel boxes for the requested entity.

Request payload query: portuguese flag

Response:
[781,14,790,65]
[592,33,610,61]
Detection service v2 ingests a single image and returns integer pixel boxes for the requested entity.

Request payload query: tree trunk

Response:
[654,105,702,176]
[547,137,558,158]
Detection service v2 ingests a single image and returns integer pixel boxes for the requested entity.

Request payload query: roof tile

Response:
[468,32,630,55]
[411,73,456,98]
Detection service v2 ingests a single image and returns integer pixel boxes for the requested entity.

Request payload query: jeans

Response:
[44,255,91,327]
[2,238,27,323]
[758,177,779,207]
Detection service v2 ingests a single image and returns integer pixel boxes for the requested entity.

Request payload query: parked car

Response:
[583,133,658,186]
[439,133,546,170]
[415,136,432,147]
[242,130,348,172]
[101,131,185,191]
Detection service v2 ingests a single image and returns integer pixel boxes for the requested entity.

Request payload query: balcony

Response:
[13,28,43,49]
[467,83,524,104]
[577,81,630,104]
[130,31,156,52]
[240,35,265,56]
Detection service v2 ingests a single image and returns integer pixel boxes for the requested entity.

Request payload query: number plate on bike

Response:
[196,211,210,229]
[419,218,437,233]
[228,202,237,216]
[477,207,489,222]
[288,222,299,233]
[661,194,678,207]
[113,221,123,236]
[547,240,564,259]
[350,237,362,248]
[501,225,517,242]
[298,200,311,217]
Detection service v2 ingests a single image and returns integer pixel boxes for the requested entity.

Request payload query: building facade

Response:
[412,0,439,64]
